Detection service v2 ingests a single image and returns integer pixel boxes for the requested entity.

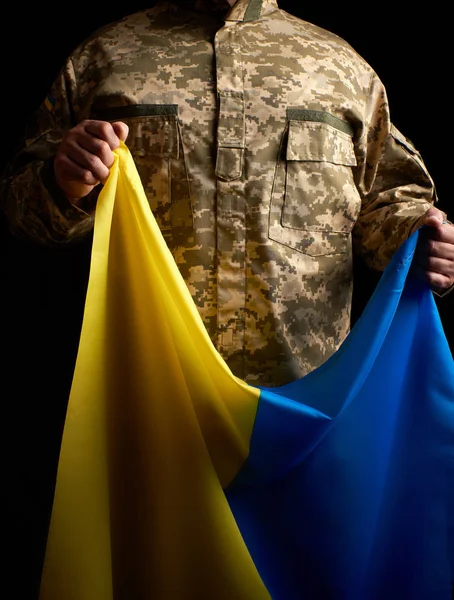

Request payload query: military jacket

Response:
[0,0,438,386]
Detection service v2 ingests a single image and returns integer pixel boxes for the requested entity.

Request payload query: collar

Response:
[164,0,278,21]
[226,0,278,21]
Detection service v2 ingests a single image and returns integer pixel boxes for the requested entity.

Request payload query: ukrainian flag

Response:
[39,143,454,599]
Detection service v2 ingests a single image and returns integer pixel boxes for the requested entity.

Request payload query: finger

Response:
[421,223,454,247]
[423,206,447,228]
[112,121,129,142]
[60,139,111,182]
[414,238,454,279]
[71,124,118,168]
[411,263,453,290]
[423,255,454,278]
[54,152,101,187]
[417,237,454,262]
[83,120,124,149]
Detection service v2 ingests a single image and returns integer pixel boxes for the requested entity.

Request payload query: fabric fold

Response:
[40,143,454,600]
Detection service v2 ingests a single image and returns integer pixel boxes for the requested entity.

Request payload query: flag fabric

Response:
[39,142,454,599]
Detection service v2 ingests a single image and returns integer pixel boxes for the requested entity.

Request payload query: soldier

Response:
[2,2,454,598]
[1,0,454,389]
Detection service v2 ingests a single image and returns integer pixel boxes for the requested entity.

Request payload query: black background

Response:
[0,3,451,597]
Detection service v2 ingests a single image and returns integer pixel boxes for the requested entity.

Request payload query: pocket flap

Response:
[286,120,357,166]
[93,105,180,158]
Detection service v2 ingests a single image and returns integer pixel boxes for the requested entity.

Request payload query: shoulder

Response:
[62,8,162,78]
[275,8,375,82]
[73,9,155,52]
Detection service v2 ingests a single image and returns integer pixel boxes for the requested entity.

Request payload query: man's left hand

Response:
[413,207,454,294]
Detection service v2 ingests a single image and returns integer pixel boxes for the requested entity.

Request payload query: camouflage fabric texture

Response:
[0,0,438,386]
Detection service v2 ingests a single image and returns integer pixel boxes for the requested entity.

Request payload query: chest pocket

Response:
[269,110,361,257]
[94,104,193,242]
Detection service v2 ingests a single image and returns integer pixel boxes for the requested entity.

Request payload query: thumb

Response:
[112,121,129,143]
[423,206,446,228]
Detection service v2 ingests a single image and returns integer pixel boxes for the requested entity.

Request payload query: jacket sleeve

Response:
[0,58,97,246]
[352,71,439,271]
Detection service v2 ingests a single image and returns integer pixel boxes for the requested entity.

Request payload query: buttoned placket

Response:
[214,19,247,373]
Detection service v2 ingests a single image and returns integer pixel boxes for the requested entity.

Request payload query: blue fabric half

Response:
[226,230,454,599]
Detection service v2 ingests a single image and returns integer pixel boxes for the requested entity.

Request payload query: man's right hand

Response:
[54,120,129,207]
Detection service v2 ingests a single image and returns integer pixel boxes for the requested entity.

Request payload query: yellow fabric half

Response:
[39,143,269,599]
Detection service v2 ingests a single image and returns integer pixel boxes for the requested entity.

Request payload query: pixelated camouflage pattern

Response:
[0,0,437,386]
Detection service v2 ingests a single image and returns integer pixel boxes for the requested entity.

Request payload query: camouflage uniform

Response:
[0,0,438,386]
